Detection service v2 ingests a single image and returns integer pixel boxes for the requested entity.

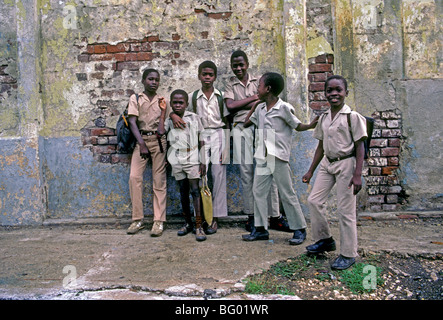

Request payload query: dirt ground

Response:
[0,215,442,300]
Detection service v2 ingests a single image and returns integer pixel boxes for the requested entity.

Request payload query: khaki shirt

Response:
[313,104,367,159]
[223,74,259,123]
[164,111,203,164]
[187,89,227,129]
[127,93,171,132]
[249,98,301,162]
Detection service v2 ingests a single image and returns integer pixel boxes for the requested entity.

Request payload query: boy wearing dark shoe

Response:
[169,61,229,233]
[302,75,367,270]
[158,89,207,241]
[224,50,284,232]
[242,72,317,243]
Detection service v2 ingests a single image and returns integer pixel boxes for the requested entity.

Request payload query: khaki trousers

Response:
[307,157,358,258]
[232,123,279,217]
[129,135,167,222]
[253,155,307,230]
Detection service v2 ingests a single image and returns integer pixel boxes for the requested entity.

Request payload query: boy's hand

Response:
[171,112,186,129]
[310,115,319,128]
[302,171,313,184]
[199,163,206,176]
[158,97,167,110]
[348,174,362,195]
[139,143,150,160]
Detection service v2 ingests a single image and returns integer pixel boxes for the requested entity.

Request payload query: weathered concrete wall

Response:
[0,0,441,225]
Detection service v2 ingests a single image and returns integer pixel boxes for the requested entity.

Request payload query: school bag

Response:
[347,112,374,159]
[116,93,139,154]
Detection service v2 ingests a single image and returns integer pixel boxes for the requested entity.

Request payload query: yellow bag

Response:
[200,176,213,225]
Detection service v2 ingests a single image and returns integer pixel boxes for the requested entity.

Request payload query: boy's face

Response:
[325,79,348,108]
[257,76,269,100]
[143,71,160,93]
[171,94,188,116]
[198,67,216,89]
[231,56,248,80]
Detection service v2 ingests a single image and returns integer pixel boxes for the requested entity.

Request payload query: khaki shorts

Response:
[171,162,200,181]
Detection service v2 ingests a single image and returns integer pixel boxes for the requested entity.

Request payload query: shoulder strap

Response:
[347,112,354,142]
[192,90,198,114]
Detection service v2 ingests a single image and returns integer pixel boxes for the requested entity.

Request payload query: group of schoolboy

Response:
[125,50,368,270]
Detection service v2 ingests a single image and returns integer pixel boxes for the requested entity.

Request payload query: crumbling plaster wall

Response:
[0,0,441,225]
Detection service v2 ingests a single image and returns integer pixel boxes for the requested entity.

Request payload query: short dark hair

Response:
[198,60,217,75]
[230,50,249,64]
[261,72,284,96]
[142,68,160,82]
[170,89,189,102]
[325,75,348,91]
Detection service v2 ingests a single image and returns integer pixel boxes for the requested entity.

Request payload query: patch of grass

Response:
[243,253,385,297]
[336,263,384,294]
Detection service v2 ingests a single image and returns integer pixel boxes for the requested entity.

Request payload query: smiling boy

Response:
[302,75,367,270]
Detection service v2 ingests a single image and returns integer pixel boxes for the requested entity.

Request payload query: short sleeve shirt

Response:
[187,89,227,129]
[127,93,171,132]
[313,104,367,159]
[164,111,203,164]
[249,98,301,162]
[223,74,259,123]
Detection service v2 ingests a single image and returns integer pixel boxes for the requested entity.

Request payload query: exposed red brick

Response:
[309,82,325,92]
[116,61,142,71]
[397,214,418,219]
[381,147,400,157]
[137,52,153,61]
[93,44,107,54]
[201,31,209,39]
[172,34,180,41]
[147,35,160,42]
[309,101,329,110]
[90,54,114,61]
[315,54,328,63]
[77,54,90,63]
[111,154,132,164]
[207,12,232,20]
[388,138,401,147]
[90,128,115,136]
[309,64,333,73]
[92,145,116,154]
[107,43,129,53]
[381,166,398,175]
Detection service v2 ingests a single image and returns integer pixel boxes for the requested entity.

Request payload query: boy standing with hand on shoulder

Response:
[242,72,318,244]
[158,89,207,241]
[170,61,228,233]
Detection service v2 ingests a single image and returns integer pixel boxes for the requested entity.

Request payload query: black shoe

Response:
[242,228,269,241]
[245,215,254,232]
[270,215,292,232]
[306,237,336,254]
[331,255,355,270]
[177,223,193,236]
[288,229,306,245]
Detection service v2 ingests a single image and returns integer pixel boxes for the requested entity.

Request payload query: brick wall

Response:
[79,34,182,164]
[308,55,405,211]
[366,110,405,211]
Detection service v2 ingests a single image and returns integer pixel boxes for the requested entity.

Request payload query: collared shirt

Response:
[223,74,259,123]
[127,93,171,132]
[313,104,367,159]
[187,89,227,129]
[249,98,301,162]
[164,111,203,164]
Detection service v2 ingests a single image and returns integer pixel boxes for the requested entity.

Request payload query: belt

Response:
[140,130,156,136]
[326,153,355,163]
[176,146,197,153]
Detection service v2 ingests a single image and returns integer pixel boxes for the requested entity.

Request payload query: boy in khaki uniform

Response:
[170,61,228,233]
[158,89,207,241]
[224,50,287,232]
[242,72,318,243]
[127,69,171,236]
[302,75,367,270]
